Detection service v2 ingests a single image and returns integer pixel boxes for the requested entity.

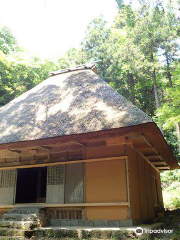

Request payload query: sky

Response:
[0,0,118,59]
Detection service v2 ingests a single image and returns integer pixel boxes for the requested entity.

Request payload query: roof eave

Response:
[143,122,179,170]
[0,122,178,169]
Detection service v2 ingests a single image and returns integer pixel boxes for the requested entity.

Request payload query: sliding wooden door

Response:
[46,163,84,204]
[46,165,65,204]
[65,163,84,203]
[0,169,17,205]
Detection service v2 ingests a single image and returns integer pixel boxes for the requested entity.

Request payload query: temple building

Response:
[0,64,178,229]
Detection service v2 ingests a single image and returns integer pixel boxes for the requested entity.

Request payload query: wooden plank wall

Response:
[137,154,149,220]
[151,168,164,207]
[156,171,164,206]
[145,161,155,219]
[86,145,125,159]
[128,146,164,221]
[85,145,128,221]
[127,147,141,219]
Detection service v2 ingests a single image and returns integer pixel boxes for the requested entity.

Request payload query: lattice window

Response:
[0,170,16,188]
[47,166,65,185]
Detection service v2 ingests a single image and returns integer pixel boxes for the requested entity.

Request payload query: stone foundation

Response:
[50,219,133,227]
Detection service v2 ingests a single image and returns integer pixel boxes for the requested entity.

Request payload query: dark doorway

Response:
[15,167,47,203]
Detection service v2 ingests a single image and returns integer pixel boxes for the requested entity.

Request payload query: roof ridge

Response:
[49,63,97,76]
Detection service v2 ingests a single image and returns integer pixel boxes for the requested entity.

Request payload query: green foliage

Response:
[161,169,180,209]
[0,28,63,107]
[156,73,180,160]
[115,0,124,9]
[161,170,180,187]
[163,180,180,210]
[171,229,180,240]
[163,129,180,160]
[156,79,180,129]
[0,52,59,106]
[66,48,88,66]
[0,26,18,54]
[78,1,180,160]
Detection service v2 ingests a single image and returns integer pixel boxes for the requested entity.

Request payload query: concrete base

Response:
[50,219,133,227]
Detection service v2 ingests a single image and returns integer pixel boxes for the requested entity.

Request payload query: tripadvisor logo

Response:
[135,227,173,236]
[135,227,143,235]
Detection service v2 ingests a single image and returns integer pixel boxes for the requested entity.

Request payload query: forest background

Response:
[0,0,180,209]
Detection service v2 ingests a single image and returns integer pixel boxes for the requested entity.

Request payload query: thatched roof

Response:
[0,64,152,145]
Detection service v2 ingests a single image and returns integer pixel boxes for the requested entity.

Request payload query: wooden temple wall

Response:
[0,142,164,223]
[84,145,128,221]
[127,146,164,221]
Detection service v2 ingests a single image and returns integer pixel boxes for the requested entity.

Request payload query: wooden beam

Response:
[40,146,53,150]
[129,134,161,157]
[125,158,130,207]
[127,133,152,148]
[156,166,170,170]
[81,141,106,148]
[127,132,171,171]
[9,150,21,154]
[0,156,127,170]
[126,133,143,140]
[29,149,38,155]
[130,144,160,173]
[4,140,109,159]
[42,145,84,153]
[140,134,152,147]
[145,155,162,159]
[126,135,160,172]
[136,146,154,151]
[0,202,129,209]
[150,162,166,165]
[0,123,151,152]
[75,142,85,147]
[106,136,126,146]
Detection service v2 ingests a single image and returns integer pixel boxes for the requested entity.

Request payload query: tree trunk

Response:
[165,51,173,87]
[150,51,164,134]
[151,52,160,109]
[175,122,180,154]
[152,68,160,109]
[129,74,136,105]
[115,78,118,89]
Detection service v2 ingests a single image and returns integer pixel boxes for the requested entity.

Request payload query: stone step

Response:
[0,220,39,230]
[3,213,39,221]
[0,207,47,238]
[34,227,135,239]
[8,208,42,215]
[35,228,79,239]
[0,228,32,238]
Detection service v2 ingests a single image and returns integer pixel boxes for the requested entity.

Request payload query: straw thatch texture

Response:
[0,69,152,144]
